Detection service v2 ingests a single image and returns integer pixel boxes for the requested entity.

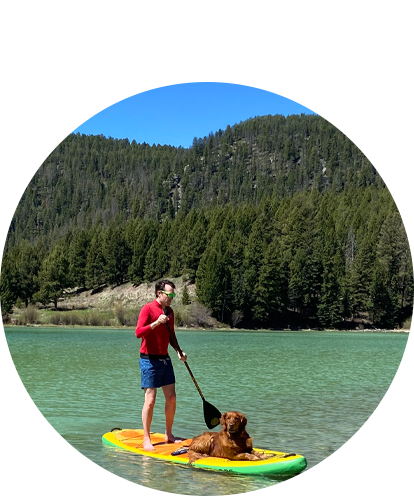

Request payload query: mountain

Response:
[5,114,382,249]
[1,114,412,329]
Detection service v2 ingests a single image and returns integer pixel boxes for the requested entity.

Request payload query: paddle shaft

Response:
[163,311,206,402]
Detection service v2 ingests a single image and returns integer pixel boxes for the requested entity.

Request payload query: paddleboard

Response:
[102,428,307,476]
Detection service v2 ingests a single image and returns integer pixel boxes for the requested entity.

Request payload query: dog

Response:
[187,411,268,463]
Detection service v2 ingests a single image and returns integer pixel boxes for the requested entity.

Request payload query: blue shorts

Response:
[139,357,176,389]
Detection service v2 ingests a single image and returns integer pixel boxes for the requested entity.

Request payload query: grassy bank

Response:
[2,278,411,332]
[5,300,222,329]
[3,278,221,328]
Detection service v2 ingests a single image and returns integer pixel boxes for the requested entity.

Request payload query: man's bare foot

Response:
[143,439,155,451]
[165,434,182,444]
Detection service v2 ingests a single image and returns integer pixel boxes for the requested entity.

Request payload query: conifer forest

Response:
[1,114,413,328]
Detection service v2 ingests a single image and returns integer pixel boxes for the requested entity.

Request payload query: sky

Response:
[2,6,414,496]
[0,81,414,148]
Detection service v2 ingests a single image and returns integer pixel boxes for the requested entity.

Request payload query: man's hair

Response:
[155,279,176,296]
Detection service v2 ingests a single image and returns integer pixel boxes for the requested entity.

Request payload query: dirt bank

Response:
[60,277,196,311]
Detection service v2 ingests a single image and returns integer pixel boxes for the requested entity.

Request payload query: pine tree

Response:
[143,243,158,282]
[128,220,159,285]
[241,207,274,319]
[181,284,191,305]
[317,252,343,327]
[180,213,208,282]
[69,229,91,288]
[0,252,18,314]
[371,266,398,328]
[12,241,40,307]
[196,230,229,319]
[252,237,284,324]
[226,230,247,313]
[280,198,322,316]
[103,223,132,286]
[377,212,405,284]
[315,212,343,327]
[34,242,71,309]
[398,244,414,322]
[153,220,172,279]
[347,236,376,316]
[85,229,106,288]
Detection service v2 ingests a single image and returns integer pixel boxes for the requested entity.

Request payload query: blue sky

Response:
[0,82,414,147]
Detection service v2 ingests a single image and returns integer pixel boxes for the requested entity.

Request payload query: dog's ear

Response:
[239,414,247,431]
[220,413,228,430]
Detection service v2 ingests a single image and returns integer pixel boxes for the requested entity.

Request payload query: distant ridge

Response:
[6,114,381,249]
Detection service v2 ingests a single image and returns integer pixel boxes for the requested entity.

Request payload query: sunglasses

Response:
[159,290,176,298]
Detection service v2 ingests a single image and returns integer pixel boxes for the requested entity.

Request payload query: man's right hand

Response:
[156,314,169,326]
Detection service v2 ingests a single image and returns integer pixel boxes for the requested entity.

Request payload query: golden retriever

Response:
[187,411,267,463]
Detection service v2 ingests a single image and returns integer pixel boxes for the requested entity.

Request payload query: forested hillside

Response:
[1,114,412,328]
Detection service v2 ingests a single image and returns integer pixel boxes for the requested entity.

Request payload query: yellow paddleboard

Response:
[102,428,307,476]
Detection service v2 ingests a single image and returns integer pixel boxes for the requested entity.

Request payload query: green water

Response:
[4,327,408,495]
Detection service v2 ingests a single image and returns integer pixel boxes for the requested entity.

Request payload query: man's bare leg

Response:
[142,387,157,451]
[162,383,180,443]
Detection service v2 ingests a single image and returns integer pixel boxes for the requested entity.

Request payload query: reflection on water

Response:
[101,444,291,495]
[5,328,408,495]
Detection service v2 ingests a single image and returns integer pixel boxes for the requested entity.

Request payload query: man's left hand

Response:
[178,351,187,362]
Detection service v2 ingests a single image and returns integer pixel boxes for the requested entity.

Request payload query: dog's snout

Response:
[228,421,238,432]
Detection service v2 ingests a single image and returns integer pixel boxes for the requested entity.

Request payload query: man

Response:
[135,279,187,451]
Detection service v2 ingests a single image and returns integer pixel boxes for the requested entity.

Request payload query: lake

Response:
[4,327,409,495]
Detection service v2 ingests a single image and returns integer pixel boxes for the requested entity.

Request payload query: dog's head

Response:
[220,411,247,435]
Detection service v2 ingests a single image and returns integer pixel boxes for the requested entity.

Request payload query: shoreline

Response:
[3,324,410,333]
[5,280,411,333]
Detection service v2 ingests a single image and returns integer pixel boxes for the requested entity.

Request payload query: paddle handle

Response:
[163,312,206,401]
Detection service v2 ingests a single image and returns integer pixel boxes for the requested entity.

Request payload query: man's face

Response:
[158,284,175,306]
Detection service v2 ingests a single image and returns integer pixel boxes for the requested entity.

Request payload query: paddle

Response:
[163,307,222,429]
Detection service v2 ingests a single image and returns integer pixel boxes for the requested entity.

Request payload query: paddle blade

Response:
[203,399,222,429]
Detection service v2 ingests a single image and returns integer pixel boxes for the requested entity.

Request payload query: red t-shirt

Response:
[135,299,176,355]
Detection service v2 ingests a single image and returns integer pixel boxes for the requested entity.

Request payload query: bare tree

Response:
[345,227,357,269]
[231,310,244,328]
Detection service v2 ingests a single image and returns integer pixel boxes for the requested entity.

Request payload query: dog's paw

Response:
[243,453,262,461]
